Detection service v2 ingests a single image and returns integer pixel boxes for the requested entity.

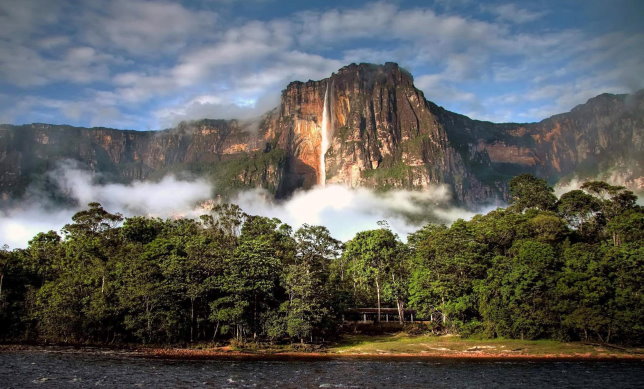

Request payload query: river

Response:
[0,350,642,388]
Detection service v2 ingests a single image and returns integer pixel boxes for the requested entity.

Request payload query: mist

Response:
[1,163,480,249]
[554,173,643,204]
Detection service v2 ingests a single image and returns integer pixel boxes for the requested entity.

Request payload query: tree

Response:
[282,225,341,342]
[211,216,292,341]
[0,173,640,346]
[581,181,637,219]
[0,245,38,339]
[344,228,404,323]
[116,241,169,343]
[509,174,557,212]
[408,221,488,330]
[556,243,612,342]
[557,190,601,238]
[63,202,123,237]
[606,209,644,246]
[32,203,124,342]
[121,216,164,244]
[23,231,62,285]
[479,240,560,339]
[528,212,568,243]
[0,245,8,299]
[62,202,123,295]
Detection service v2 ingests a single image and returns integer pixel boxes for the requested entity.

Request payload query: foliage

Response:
[0,175,641,346]
[509,174,557,212]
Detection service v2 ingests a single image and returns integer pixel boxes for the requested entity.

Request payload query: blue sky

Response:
[1,0,642,130]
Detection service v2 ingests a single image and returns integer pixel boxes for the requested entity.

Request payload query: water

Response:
[319,82,331,187]
[1,350,642,388]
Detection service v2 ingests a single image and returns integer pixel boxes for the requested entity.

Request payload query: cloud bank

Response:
[1,1,642,129]
[0,163,476,249]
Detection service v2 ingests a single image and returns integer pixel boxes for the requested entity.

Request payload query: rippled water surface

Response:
[1,350,642,388]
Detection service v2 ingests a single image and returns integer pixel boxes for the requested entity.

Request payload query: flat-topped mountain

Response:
[1,63,642,207]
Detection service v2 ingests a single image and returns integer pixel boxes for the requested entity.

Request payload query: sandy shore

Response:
[3,344,639,361]
[141,347,644,361]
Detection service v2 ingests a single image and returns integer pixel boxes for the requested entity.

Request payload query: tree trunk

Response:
[0,273,3,298]
[441,297,447,325]
[396,299,404,324]
[375,278,381,323]
[213,322,220,341]
[190,298,195,343]
[101,275,105,295]
[146,300,152,343]
[353,280,357,303]
[253,294,258,339]
[613,232,617,246]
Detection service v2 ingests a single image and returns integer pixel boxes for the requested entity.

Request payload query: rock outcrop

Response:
[1,63,642,207]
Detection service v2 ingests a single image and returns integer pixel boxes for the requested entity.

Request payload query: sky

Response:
[1,0,643,130]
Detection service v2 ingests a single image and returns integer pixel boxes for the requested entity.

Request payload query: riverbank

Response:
[2,346,642,388]
[3,334,642,361]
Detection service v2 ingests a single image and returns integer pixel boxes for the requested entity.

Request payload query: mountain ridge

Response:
[1,63,642,208]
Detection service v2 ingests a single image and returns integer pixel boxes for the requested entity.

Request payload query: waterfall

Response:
[320,83,331,186]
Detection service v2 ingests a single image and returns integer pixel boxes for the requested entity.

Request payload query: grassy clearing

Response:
[329,333,643,357]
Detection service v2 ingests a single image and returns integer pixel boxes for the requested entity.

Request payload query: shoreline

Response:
[1,344,642,362]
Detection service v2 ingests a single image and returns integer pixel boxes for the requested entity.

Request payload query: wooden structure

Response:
[344,308,417,323]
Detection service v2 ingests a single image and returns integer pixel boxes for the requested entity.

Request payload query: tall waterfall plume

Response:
[319,83,332,186]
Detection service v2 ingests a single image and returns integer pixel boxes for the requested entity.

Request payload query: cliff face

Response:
[265,63,493,205]
[0,119,282,202]
[442,91,644,192]
[1,63,642,207]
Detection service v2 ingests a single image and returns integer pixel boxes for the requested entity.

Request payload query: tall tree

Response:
[479,240,560,339]
[343,228,403,322]
[211,216,292,340]
[281,225,341,341]
[557,190,602,238]
[509,174,557,212]
[408,221,488,329]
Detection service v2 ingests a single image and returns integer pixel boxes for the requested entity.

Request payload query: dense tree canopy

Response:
[0,175,641,345]
[509,174,558,212]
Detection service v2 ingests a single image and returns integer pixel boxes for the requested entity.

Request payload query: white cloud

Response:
[0,162,213,248]
[1,162,476,248]
[0,0,61,42]
[0,40,121,87]
[154,51,343,126]
[555,169,644,198]
[486,4,546,24]
[0,208,74,250]
[1,0,642,127]
[83,0,218,56]
[49,164,212,214]
[233,184,474,242]
[154,92,279,128]
[0,94,142,129]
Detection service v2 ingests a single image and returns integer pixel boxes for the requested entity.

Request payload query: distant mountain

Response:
[1,63,642,207]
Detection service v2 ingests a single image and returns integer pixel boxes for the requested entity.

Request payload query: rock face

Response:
[1,63,642,207]
[0,119,283,202]
[266,63,485,205]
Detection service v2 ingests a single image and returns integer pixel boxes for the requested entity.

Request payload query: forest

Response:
[0,175,642,346]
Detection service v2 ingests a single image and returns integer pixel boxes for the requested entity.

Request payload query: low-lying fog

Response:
[1,162,482,248]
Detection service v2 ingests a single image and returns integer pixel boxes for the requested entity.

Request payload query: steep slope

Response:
[266,62,493,205]
[0,119,284,202]
[1,63,642,208]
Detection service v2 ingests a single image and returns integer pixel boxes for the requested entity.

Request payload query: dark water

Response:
[1,351,642,388]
